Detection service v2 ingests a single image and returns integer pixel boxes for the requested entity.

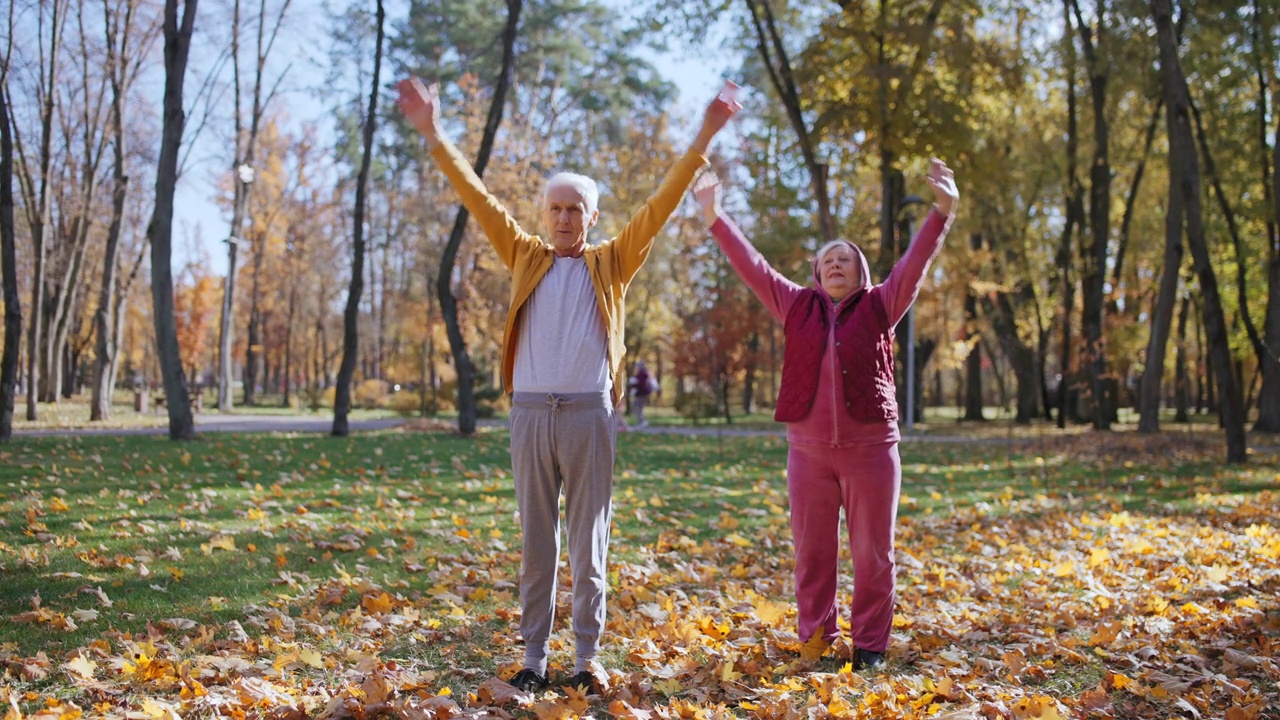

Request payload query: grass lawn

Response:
[1,426,1277,718]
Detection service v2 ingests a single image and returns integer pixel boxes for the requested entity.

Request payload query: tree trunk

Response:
[149,0,199,441]
[742,331,758,414]
[1138,94,1182,433]
[42,226,89,406]
[436,0,522,437]
[743,0,835,243]
[984,291,1038,424]
[244,232,263,405]
[91,29,129,422]
[282,274,297,408]
[0,81,20,440]
[1258,2,1280,430]
[1057,0,1082,429]
[332,0,384,436]
[218,0,286,412]
[218,233,241,410]
[24,0,69,421]
[1174,295,1190,422]
[1111,98,1162,314]
[963,233,985,421]
[914,338,935,423]
[1151,0,1246,462]
[1071,0,1113,431]
[1189,98,1271,411]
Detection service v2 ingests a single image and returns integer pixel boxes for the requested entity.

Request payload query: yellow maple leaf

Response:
[1089,620,1122,646]
[363,592,394,614]
[1109,672,1134,690]
[1088,548,1109,568]
[299,648,324,669]
[1052,561,1075,577]
[752,599,788,626]
[799,630,831,661]
[827,694,855,717]
[201,535,235,554]
[1226,704,1263,720]
[653,678,683,695]
[28,702,83,720]
[698,616,729,640]
[607,700,652,719]
[63,656,96,678]
[1235,596,1259,609]
[1204,564,1230,583]
[48,498,70,513]
[272,652,298,672]
[934,676,956,700]
[140,698,179,720]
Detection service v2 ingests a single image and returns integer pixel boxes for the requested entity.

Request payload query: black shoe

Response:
[852,648,885,671]
[562,670,598,694]
[509,668,549,692]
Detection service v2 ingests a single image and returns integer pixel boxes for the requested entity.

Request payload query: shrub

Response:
[387,390,429,417]
[675,390,717,424]
[354,379,391,409]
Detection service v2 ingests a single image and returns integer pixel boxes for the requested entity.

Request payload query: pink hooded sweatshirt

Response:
[709,209,953,447]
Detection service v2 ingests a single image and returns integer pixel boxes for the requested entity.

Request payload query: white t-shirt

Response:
[512,255,611,394]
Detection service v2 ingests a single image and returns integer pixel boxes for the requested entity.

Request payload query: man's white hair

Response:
[543,172,600,216]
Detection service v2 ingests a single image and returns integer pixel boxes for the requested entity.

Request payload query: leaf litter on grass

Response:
[0,430,1278,719]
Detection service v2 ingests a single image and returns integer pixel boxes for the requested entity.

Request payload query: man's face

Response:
[543,185,598,253]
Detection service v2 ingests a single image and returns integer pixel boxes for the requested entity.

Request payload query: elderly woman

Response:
[397,77,740,693]
[693,160,957,669]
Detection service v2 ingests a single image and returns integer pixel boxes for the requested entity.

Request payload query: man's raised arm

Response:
[610,83,744,279]
[396,77,537,270]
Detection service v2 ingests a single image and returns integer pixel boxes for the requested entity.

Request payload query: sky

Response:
[169,0,739,272]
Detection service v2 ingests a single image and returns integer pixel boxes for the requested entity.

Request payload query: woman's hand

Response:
[693,171,722,227]
[927,158,958,216]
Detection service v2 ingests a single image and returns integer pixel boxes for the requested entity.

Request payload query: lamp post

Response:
[899,194,927,434]
[217,163,255,411]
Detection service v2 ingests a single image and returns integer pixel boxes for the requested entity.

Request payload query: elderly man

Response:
[396,77,740,692]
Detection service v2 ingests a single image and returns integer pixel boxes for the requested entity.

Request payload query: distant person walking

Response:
[629,361,656,427]
[693,159,958,670]
[397,76,740,692]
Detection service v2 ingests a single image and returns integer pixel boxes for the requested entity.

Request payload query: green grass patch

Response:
[2,426,1278,718]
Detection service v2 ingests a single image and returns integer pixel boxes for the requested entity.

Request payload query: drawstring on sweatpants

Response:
[545,394,574,412]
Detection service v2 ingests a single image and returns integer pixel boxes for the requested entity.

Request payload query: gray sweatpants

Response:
[509,391,616,675]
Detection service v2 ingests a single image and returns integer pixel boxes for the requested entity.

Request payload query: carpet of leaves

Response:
[2,430,1278,719]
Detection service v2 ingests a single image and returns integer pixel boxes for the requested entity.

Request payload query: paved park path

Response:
[14,414,407,437]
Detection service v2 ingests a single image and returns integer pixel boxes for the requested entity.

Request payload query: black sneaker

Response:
[509,668,549,692]
[852,648,885,671]
[562,670,598,694]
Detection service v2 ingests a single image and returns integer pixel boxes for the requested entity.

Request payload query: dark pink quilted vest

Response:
[774,287,898,423]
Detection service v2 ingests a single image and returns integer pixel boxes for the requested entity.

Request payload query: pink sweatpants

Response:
[786,441,901,652]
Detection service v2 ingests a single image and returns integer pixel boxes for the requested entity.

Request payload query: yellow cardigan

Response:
[430,139,707,407]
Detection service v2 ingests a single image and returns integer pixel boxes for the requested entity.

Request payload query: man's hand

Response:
[693,171,721,227]
[692,80,743,153]
[927,158,958,216]
[396,77,443,147]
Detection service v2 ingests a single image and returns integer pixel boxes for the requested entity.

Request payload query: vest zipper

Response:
[829,304,840,447]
